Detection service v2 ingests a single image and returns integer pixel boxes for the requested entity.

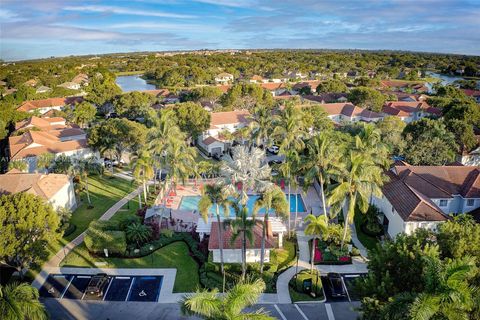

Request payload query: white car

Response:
[267,145,280,154]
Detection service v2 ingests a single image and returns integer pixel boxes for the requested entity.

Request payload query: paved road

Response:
[43,300,360,320]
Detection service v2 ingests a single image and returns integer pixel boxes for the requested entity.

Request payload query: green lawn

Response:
[354,213,379,251]
[60,241,199,292]
[65,174,136,241]
[289,269,324,302]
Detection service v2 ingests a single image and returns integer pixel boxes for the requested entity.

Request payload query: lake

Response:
[115,75,156,92]
[425,71,480,91]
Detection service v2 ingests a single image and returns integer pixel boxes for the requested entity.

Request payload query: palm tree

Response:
[132,150,155,204]
[74,157,102,207]
[328,149,385,249]
[277,149,300,233]
[228,200,257,280]
[0,282,48,320]
[408,256,478,320]
[180,278,273,320]
[303,132,342,217]
[249,104,273,148]
[126,223,152,248]
[304,214,329,272]
[147,109,182,188]
[7,159,28,172]
[198,183,230,291]
[36,152,54,173]
[221,145,271,205]
[52,154,73,175]
[253,185,289,274]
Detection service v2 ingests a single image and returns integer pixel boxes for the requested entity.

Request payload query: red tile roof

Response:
[314,103,383,119]
[208,221,275,250]
[210,110,250,127]
[0,172,71,199]
[17,97,83,112]
[382,101,440,117]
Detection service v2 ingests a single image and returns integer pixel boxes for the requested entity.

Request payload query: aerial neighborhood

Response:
[1,9,480,319]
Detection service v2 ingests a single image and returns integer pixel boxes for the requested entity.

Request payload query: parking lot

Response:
[321,273,366,303]
[39,274,163,302]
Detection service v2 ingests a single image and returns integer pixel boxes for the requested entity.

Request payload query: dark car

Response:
[327,273,347,298]
[212,153,224,161]
[86,274,109,297]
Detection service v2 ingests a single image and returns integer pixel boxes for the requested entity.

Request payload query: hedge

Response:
[84,229,127,256]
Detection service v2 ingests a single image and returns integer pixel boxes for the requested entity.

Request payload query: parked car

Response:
[327,273,347,298]
[267,145,280,154]
[86,274,109,297]
[104,158,125,167]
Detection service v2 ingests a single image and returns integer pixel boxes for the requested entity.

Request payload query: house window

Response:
[467,199,475,207]
[439,200,448,207]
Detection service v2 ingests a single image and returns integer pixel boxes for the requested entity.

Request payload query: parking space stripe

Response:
[294,304,309,320]
[125,277,136,301]
[60,276,73,299]
[103,278,114,301]
[325,304,335,320]
[341,277,351,302]
[273,304,287,320]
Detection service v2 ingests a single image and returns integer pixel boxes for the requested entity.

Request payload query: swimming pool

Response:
[179,194,306,216]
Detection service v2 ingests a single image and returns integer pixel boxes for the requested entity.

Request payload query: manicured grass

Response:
[60,241,199,292]
[64,174,136,241]
[272,239,296,270]
[354,213,379,251]
[289,269,324,302]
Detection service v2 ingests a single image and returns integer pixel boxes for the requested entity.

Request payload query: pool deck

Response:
[166,181,324,225]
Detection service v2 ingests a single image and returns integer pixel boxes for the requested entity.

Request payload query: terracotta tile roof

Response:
[210,110,251,127]
[382,101,440,116]
[71,73,89,84]
[0,171,70,200]
[208,221,275,250]
[313,103,382,119]
[292,80,322,91]
[15,116,66,131]
[463,89,480,97]
[202,136,221,146]
[303,93,348,103]
[394,165,480,198]
[17,97,83,112]
[251,75,264,81]
[383,170,449,222]
[260,82,286,91]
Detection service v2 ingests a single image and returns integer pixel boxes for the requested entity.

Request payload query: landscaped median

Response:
[289,269,325,302]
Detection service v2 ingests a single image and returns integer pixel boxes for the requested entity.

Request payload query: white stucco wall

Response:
[48,179,77,210]
[212,249,270,263]
[372,195,406,238]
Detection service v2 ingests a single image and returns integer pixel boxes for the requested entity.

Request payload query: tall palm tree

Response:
[228,200,257,280]
[8,159,28,173]
[52,154,73,175]
[180,278,273,320]
[277,149,300,233]
[0,282,48,320]
[36,152,54,173]
[253,185,289,274]
[126,223,152,248]
[408,256,478,320]
[328,149,384,249]
[304,214,329,272]
[74,157,102,207]
[132,150,155,204]
[147,109,182,188]
[249,104,273,148]
[303,132,342,217]
[165,139,197,193]
[198,183,230,291]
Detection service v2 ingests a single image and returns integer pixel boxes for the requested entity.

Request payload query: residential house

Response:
[309,102,383,123]
[463,89,480,104]
[372,163,480,238]
[24,79,38,87]
[249,75,265,83]
[0,169,77,210]
[57,82,81,90]
[36,86,52,94]
[17,97,83,115]
[214,72,234,84]
[71,73,89,86]
[197,110,250,156]
[292,80,322,94]
[9,116,98,172]
[381,101,440,123]
[260,82,288,96]
[285,71,307,80]
[303,93,348,104]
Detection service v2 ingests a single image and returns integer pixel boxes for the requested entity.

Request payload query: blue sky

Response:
[1,0,479,61]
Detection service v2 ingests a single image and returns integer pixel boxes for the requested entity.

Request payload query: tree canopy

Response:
[348,87,386,112]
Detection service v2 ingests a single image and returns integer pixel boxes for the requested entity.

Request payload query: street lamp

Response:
[149,246,154,264]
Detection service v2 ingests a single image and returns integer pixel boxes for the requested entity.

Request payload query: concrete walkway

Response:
[275,229,368,304]
[32,186,142,289]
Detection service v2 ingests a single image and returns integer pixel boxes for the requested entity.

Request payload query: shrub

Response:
[289,270,323,297]
[118,215,141,231]
[89,220,120,231]
[350,247,361,256]
[160,229,174,238]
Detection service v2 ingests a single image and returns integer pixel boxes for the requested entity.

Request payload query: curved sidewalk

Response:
[32,186,142,289]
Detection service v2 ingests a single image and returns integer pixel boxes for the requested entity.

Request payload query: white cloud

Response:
[63,5,195,19]
[106,22,216,32]
[0,8,23,22]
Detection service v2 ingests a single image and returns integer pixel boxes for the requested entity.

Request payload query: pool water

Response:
[179,194,306,216]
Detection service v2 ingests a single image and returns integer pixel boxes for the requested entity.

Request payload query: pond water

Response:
[115,75,156,92]
[425,71,480,91]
